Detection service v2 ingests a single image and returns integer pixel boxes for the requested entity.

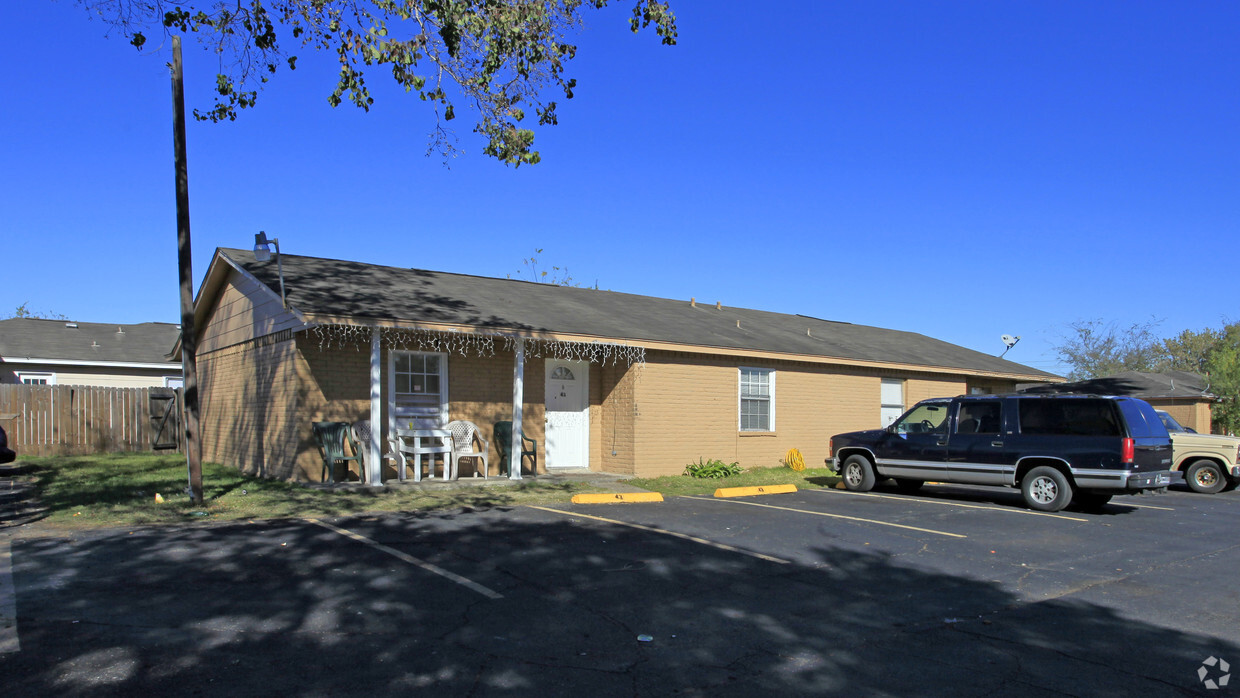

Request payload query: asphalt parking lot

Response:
[1,483,1237,696]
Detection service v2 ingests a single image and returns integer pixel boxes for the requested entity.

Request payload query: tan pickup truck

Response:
[1156,411,1240,494]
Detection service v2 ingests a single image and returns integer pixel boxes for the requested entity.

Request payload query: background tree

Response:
[509,248,577,286]
[1163,326,1222,375]
[1199,321,1240,435]
[1053,318,1168,381]
[7,303,69,321]
[78,0,677,165]
[1054,318,1240,435]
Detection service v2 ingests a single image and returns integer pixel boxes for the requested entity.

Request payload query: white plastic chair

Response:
[446,420,490,479]
[350,420,382,482]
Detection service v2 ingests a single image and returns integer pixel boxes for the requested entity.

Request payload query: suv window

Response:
[893,402,949,435]
[1118,399,1169,439]
[956,401,1001,434]
[1017,398,1121,436]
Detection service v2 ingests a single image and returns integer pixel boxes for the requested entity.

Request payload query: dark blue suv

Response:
[828,394,1173,511]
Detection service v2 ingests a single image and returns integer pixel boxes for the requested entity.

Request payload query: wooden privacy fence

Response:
[0,384,184,457]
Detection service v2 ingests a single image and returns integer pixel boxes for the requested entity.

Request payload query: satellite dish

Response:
[999,334,1021,358]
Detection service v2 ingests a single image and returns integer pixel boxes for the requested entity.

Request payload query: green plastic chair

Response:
[313,421,362,483]
[494,421,537,476]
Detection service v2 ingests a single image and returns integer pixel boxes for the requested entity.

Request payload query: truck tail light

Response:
[1121,437,1135,464]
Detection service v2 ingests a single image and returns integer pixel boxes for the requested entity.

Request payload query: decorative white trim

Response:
[311,324,645,368]
[302,314,1051,382]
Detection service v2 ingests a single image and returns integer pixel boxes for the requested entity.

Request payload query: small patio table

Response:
[390,428,454,482]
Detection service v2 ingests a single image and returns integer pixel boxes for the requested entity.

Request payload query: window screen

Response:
[739,368,774,431]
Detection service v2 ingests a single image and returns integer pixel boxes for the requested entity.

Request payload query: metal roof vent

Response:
[117,327,125,334]
[65,322,78,329]
[91,341,100,348]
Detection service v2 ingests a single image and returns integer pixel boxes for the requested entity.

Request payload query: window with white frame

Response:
[390,351,448,429]
[17,372,55,385]
[880,378,904,427]
[739,368,775,431]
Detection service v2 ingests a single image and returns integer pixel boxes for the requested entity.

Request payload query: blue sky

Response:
[4,1,1237,376]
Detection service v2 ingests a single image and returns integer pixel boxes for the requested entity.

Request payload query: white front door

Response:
[545,359,589,468]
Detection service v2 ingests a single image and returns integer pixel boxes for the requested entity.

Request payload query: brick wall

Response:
[905,375,968,405]
[594,362,639,475]
[1146,399,1214,434]
[630,351,981,478]
[442,350,547,476]
[198,331,305,479]
[199,325,1023,482]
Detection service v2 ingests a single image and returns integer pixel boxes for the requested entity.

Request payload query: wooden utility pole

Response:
[172,36,203,504]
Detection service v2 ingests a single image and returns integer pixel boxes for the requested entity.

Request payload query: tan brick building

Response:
[192,248,1061,482]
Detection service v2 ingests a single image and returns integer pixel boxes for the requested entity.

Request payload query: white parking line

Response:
[808,488,1089,522]
[308,519,503,599]
[527,505,792,564]
[1123,502,1176,511]
[685,496,968,538]
[0,540,19,653]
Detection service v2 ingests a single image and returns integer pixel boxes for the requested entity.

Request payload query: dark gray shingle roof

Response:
[221,248,1059,379]
[1018,371,1213,399]
[0,318,180,364]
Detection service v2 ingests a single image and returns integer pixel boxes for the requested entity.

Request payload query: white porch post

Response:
[368,327,383,485]
[509,338,525,480]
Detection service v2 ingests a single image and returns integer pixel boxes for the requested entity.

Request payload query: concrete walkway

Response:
[307,468,655,494]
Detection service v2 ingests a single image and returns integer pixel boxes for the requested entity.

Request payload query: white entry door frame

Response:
[544,359,589,469]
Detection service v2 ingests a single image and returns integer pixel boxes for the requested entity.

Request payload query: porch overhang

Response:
[302,318,646,483]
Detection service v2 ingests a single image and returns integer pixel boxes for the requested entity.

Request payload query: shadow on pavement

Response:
[0,508,1231,696]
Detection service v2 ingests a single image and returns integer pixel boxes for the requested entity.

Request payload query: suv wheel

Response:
[1021,466,1072,512]
[841,455,876,492]
[1185,460,1226,494]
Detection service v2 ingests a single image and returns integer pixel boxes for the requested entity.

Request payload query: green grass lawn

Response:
[628,466,840,497]
[10,454,841,533]
[15,454,602,531]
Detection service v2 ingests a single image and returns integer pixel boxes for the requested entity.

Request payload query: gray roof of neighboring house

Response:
[0,318,181,365]
[1017,370,1215,399]
[217,248,1060,380]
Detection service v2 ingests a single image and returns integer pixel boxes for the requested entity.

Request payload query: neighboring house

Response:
[1018,370,1216,433]
[193,248,1062,483]
[0,318,182,388]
